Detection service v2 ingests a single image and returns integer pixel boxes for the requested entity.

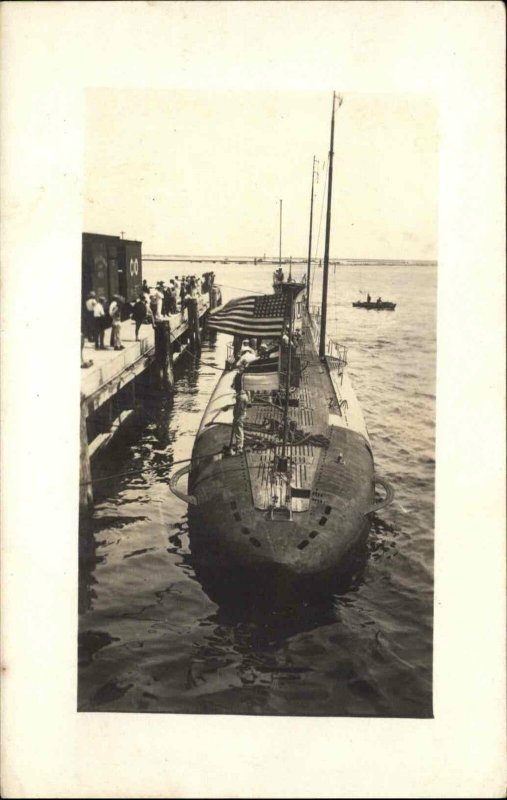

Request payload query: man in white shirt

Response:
[235,340,258,369]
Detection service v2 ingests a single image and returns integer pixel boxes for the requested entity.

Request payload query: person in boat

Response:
[376,296,382,305]
[367,293,371,303]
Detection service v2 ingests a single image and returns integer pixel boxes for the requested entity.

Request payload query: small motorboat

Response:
[352,300,396,311]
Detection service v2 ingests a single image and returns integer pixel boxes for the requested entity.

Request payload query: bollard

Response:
[79,404,93,516]
[154,318,174,388]
[187,297,201,352]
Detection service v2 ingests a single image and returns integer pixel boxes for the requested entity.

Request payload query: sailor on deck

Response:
[236,340,257,369]
[231,384,250,454]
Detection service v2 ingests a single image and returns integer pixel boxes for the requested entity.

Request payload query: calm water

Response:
[78,261,435,717]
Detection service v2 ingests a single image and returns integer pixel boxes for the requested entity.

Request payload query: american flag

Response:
[207,294,288,337]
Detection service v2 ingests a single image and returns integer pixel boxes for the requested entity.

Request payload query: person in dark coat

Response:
[163,286,172,316]
[168,281,178,314]
[132,294,147,341]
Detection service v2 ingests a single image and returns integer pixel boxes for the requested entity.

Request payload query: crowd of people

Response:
[82,271,216,364]
[83,292,126,353]
[138,271,215,326]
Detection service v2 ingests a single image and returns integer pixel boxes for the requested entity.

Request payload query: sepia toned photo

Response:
[78,89,437,718]
[2,1,505,796]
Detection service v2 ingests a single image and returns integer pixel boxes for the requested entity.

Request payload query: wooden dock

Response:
[80,294,210,515]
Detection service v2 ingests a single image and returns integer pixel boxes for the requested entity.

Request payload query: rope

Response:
[80,449,224,486]
[80,427,315,487]
[214,283,265,295]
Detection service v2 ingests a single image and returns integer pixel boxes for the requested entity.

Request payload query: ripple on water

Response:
[79,261,435,718]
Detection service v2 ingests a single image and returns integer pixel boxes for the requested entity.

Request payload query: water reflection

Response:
[78,262,434,716]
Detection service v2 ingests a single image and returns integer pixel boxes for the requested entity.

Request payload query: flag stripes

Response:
[207,294,287,337]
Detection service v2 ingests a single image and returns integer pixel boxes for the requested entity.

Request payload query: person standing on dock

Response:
[109,295,124,350]
[169,281,178,314]
[174,276,180,304]
[85,291,97,341]
[162,285,172,316]
[93,296,106,349]
[132,294,147,341]
[179,278,187,308]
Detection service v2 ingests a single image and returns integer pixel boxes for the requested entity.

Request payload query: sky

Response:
[84,89,438,261]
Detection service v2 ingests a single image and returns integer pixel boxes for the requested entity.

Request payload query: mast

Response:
[281,285,294,462]
[279,199,283,270]
[306,155,317,310]
[319,92,341,359]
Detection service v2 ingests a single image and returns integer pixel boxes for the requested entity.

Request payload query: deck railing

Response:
[325,339,347,383]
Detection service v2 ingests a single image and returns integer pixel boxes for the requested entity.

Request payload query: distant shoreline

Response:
[144,255,437,267]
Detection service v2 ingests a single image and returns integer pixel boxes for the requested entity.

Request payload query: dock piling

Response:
[187,298,201,352]
[154,319,174,387]
[79,405,93,516]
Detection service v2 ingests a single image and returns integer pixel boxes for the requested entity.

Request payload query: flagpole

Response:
[319,92,340,359]
[281,288,294,462]
[279,199,283,270]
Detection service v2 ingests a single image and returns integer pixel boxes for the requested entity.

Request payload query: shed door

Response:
[107,244,119,298]
[91,242,108,299]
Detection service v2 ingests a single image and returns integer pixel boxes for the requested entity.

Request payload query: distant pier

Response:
[143,254,437,267]
[80,294,211,516]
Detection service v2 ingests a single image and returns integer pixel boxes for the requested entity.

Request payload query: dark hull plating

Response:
[187,319,375,584]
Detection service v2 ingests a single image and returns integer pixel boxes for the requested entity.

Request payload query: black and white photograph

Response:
[2,3,504,797]
[78,89,437,718]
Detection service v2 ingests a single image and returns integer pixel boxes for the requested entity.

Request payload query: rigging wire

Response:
[310,158,328,310]
[80,429,313,487]
[214,283,264,296]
